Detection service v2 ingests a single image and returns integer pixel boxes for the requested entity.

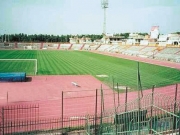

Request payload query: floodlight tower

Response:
[101,0,108,36]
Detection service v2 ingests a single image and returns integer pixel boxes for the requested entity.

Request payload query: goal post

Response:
[0,59,37,75]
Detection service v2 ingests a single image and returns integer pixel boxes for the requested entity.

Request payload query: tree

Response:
[4,33,104,43]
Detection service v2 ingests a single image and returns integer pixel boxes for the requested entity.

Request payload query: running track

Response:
[0,77,179,119]
[0,52,179,119]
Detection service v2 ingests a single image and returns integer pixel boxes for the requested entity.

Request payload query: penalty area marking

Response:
[96,75,109,78]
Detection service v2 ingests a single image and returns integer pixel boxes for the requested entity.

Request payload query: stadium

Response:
[0,0,180,134]
[0,27,180,134]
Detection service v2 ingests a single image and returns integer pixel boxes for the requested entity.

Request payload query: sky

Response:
[0,0,180,35]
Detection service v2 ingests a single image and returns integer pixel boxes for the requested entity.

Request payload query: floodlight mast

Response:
[101,0,108,36]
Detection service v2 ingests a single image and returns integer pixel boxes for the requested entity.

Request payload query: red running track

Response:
[0,75,179,119]
[0,75,112,118]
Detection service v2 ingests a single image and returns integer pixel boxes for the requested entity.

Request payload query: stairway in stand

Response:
[80,44,85,50]
[40,43,44,49]
[68,44,73,50]
[57,44,60,50]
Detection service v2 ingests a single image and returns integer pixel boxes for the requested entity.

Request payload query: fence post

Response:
[2,107,4,135]
[149,85,155,134]
[112,78,117,135]
[117,83,120,106]
[101,84,104,111]
[95,89,98,135]
[173,84,178,130]
[100,88,102,135]
[113,83,116,112]
[137,62,141,135]
[62,91,64,134]
[125,86,128,112]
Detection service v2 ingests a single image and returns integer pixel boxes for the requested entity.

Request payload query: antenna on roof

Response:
[101,0,108,36]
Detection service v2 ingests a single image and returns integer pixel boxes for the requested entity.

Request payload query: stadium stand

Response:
[53,44,59,49]
[154,47,180,62]
[43,43,49,49]
[140,46,157,52]
[22,43,39,50]
[176,51,180,55]
[82,44,90,50]
[0,43,4,48]
[32,43,41,49]
[71,44,82,50]
[105,44,119,52]
[88,44,99,51]
[138,46,157,58]
[1,41,180,64]
[0,43,14,49]
[96,44,111,51]
[110,45,127,53]
[101,44,179,62]
[43,43,58,49]
[175,57,180,63]
[158,47,180,54]
[9,43,15,49]
[17,43,25,49]
[117,45,128,53]
[24,45,33,50]
[59,44,71,50]
[121,46,144,56]
[20,43,36,50]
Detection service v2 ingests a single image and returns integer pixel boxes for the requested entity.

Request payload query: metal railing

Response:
[0,84,179,135]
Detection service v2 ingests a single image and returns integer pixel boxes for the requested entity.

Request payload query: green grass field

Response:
[0,50,180,90]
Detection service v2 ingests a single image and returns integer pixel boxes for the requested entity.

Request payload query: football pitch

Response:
[0,50,180,89]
